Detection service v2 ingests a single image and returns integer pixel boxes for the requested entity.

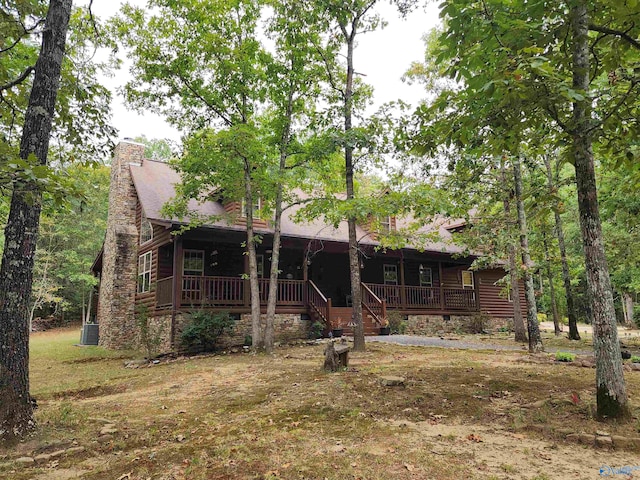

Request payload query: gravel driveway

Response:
[366,334,595,356]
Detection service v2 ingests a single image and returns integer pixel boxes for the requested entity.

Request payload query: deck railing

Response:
[160,276,477,313]
[178,275,305,307]
[182,275,246,306]
[443,288,477,310]
[364,283,477,311]
[156,276,173,307]
[258,278,305,306]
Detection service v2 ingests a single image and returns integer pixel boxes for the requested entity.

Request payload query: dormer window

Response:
[241,197,261,218]
[140,212,153,244]
[379,215,394,233]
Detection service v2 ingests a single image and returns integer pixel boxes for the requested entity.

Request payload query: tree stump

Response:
[323,341,350,372]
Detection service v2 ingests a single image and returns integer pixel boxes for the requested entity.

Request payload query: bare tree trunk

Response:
[543,154,580,340]
[571,1,628,419]
[342,21,364,351]
[264,89,295,354]
[244,166,263,351]
[508,248,527,342]
[0,0,73,442]
[621,292,634,326]
[542,231,561,336]
[501,162,527,342]
[512,156,543,353]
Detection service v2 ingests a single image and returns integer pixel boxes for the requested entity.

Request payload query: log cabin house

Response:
[92,140,524,351]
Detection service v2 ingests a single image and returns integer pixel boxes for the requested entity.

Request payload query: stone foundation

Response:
[170,312,312,352]
[406,314,513,336]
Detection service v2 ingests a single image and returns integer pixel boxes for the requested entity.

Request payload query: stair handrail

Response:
[307,280,331,324]
[361,282,386,327]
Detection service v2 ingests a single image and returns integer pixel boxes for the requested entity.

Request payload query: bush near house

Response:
[180,311,235,353]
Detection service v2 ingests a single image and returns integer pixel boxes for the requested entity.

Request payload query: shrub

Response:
[310,321,324,339]
[555,351,575,362]
[631,355,640,364]
[387,311,407,335]
[180,311,235,353]
[634,305,640,328]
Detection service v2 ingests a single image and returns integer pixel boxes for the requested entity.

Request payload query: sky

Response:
[83,1,442,143]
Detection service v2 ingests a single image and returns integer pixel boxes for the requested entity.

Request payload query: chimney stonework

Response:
[97,140,146,349]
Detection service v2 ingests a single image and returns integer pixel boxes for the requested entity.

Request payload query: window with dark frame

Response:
[419,265,433,287]
[383,264,398,285]
[183,250,205,276]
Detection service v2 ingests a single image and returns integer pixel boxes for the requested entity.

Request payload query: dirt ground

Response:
[2,328,640,480]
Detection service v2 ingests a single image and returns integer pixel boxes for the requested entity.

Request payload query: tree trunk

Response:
[264,91,294,354]
[512,156,543,353]
[542,231,561,336]
[501,162,527,343]
[571,1,628,419]
[543,154,580,340]
[244,166,263,351]
[0,0,73,442]
[342,22,364,351]
[621,292,634,326]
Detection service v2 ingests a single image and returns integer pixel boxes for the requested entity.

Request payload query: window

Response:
[462,270,474,289]
[379,216,394,233]
[183,250,204,276]
[419,265,433,287]
[383,264,398,285]
[241,197,261,218]
[137,251,152,293]
[140,212,153,244]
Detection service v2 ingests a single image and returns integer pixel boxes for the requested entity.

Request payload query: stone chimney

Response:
[97,139,146,349]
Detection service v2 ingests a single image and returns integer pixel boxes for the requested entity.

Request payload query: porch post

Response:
[399,256,406,308]
[302,248,308,305]
[171,234,183,346]
[438,261,445,310]
[243,251,250,307]
[474,271,481,311]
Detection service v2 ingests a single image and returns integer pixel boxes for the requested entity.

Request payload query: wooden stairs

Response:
[307,280,386,337]
[328,307,380,336]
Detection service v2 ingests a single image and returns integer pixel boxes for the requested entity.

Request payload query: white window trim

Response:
[137,251,152,293]
[241,197,261,218]
[383,264,398,285]
[419,265,433,287]
[380,215,392,233]
[462,270,475,289]
[140,212,153,245]
[183,249,205,276]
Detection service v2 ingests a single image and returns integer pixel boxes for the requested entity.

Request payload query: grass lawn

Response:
[1,326,640,479]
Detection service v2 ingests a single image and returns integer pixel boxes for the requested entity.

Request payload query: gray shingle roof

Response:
[130,159,466,254]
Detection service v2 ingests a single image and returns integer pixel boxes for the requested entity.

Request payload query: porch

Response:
[155,275,478,330]
[150,233,481,333]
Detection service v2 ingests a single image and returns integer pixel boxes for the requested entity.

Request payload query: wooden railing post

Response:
[326,297,332,328]
[381,299,387,323]
[438,261,445,310]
